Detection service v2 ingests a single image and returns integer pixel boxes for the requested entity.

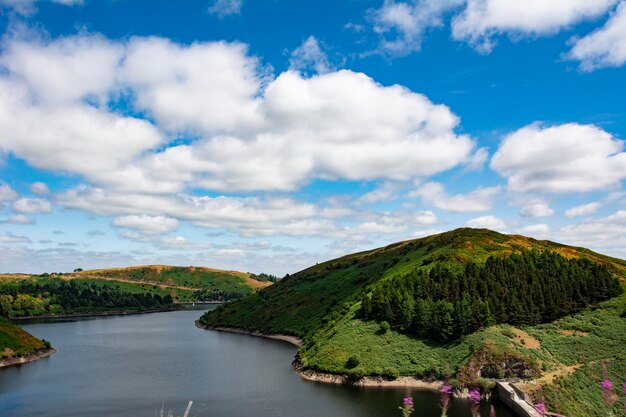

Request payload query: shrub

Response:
[345,355,360,369]
[379,321,390,334]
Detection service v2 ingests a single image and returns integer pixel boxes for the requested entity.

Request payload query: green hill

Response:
[0,265,271,318]
[0,317,52,366]
[199,228,626,417]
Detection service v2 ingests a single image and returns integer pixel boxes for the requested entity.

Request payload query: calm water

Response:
[0,306,514,417]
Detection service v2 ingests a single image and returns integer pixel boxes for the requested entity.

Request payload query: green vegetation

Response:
[199,228,626,417]
[0,317,49,361]
[363,251,621,341]
[0,279,174,317]
[0,265,272,318]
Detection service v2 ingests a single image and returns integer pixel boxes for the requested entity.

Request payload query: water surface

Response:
[0,306,514,417]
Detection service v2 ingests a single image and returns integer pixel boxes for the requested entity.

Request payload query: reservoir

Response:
[0,306,514,417]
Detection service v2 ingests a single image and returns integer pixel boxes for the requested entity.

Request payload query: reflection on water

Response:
[0,305,513,417]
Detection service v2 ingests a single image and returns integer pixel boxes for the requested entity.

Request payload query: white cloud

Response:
[567,2,626,71]
[520,201,554,218]
[515,223,550,236]
[1,214,35,224]
[556,210,626,258]
[1,34,474,194]
[12,197,52,214]
[353,210,438,235]
[370,0,464,55]
[414,182,501,212]
[356,182,401,205]
[289,36,333,75]
[29,181,49,195]
[0,0,83,16]
[157,236,212,251]
[565,202,602,218]
[452,0,617,53]
[121,37,262,135]
[57,186,338,238]
[112,215,179,234]
[148,70,474,192]
[465,215,506,230]
[0,232,31,243]
[207,0,242,18]
[491,123,626,193]
[0,182,18,201]
[465,147,489,171]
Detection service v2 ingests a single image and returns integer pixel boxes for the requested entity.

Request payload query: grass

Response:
[0,317,47,359]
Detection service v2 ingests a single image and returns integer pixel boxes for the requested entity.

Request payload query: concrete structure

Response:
[496,382,543,417]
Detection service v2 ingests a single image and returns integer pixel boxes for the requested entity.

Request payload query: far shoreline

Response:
[194,321,304,348]
[9,306,183,321]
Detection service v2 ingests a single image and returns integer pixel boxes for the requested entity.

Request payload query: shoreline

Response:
[195,323,450,392]
[194,322,304,348]
[10,306,181,321]
[0,348,56,368]
[293,360,444,391]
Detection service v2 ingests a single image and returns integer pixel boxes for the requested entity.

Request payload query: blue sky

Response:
[0,0,625,274]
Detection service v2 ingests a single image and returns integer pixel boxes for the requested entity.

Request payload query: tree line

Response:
[194,289,245,302]
[0,280,174,317]
[360,251,622,342]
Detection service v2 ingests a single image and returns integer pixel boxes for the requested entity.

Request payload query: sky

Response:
[0,0,625,275]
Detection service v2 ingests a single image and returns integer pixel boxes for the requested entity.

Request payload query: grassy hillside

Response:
[200,228,626,337]
[199,228,626,417]
[0,317,50,361]
[0,265,271,317]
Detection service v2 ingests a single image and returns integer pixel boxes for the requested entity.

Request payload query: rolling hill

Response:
[199,228,626,417]
[0,265,272,318]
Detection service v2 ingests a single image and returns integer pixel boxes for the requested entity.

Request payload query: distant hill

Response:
[0,265,271,318]
[199,228,626,417]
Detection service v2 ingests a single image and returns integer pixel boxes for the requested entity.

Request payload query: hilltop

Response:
[199,228,626,417]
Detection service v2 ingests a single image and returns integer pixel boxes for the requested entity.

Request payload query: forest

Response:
[360,251,622,342]
[0,280,174,317]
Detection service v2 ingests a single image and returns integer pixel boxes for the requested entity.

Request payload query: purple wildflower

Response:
[399,394,414,417]
[600,362,618,413]
[469,387,481,417]
[440,384,453,417]
[601,379,614,391]
[534,402,546,415]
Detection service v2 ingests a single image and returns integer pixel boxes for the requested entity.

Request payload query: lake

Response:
[0,306,514,417]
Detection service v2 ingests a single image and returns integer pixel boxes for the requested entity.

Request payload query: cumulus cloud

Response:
[112,215,179,234]
[465,215,506,230]
[452,0,617,53]
[1,214,35,224]
[565,202,602,218]
[29,182,50,195]
[0,34,473,194]
[556,210,626,257]
[12,197,52,214]
[289,36,333,75]
[491,123,626,193]
[0,182,18,201]
[567,2,626,71]
[414,182,500,212]
[370,0,464,55]
[520,201,554,218]
[207,0,242,18]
